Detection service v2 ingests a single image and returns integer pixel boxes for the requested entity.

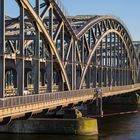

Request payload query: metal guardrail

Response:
[0,84,140,109]
[0,89,93,108]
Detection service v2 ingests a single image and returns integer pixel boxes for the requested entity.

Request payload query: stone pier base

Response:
[0,118,98,135]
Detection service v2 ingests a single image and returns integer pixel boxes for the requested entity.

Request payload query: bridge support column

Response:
[104,36,108,87]
[46,59,53,92]
[120,41,123,86]
[116,39,119,86]
[46,8,54,92]
[0,117,98,136]
[95,88,103,117]
[86,67,91,88]
[113,33,116,86]
[17,6,25,96]
[72,41,76,90]
[41,71,45,86]
[93,51,97,88]
[0,0,5,98]
[60,25,65,91]
[81,37,85,88]
[109,33,112,87]
[0,108,98,136]
[33,0,40,94]
[99,41,103,87]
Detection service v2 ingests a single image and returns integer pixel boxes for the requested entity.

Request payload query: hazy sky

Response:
[5,0,140,41]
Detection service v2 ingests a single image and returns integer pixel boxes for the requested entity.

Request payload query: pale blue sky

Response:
[5,0,140,41]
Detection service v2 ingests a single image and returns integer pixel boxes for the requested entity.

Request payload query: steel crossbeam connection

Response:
[0,0,139,121]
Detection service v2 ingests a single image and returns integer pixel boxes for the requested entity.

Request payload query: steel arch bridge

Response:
[0,0,140,121]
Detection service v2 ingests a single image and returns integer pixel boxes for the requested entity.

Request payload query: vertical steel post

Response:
[121,41,124,86]
[94,25,98,87]
[0,0,5,98]
[127,58,130,85]
[126,56,128,85]
[120,41,123,86]
[118,39,121,86]
[60,25,64,90]
[87,31,91,88]
[124,51,127,85]
[87,30,91,88]
[82,37,84,65]
[17,5,24,96]
[100,41,103,87]
[88,29,91,47]
[122,42,124,85]
[95,88,99,115]
[99,88,103,117]
[86,67,91,88]
[105,35,108,87]
[93,51,97,88]
[95,88,103,117]
[47,7,53,92]
[113,33,116,86]
[72,41,76,90]
[61,25,64,62]
[81,37,85,88]
[33,0,40,94]
[116,36,119,86]
[107,35,110,87]
[109,33,112,87]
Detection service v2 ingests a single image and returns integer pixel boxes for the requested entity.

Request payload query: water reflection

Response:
[0,105,140,140]
[98,105,140,140]
[0,134,98,140]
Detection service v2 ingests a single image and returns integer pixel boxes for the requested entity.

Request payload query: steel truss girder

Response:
[16,0,73,90]
[1,1,139,96]
[76,16,138,89]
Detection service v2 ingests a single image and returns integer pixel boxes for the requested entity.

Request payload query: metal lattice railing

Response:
[0,84,140,109]
[0,89,93,108]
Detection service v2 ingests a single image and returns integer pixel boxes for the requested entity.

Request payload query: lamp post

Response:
[94,87,103,117]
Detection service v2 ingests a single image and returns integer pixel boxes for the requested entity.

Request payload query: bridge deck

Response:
[0,84,140,122]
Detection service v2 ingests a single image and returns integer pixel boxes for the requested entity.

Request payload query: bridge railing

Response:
[0,89,93,108]
[0,84,140,109]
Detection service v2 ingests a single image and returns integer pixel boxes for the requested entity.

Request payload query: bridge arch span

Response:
[1,0,139,96]
[76,16,138,89]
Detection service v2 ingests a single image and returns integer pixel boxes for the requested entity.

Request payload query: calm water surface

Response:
[0,105,140,140]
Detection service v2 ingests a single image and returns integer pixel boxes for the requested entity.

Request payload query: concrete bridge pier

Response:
[0,108,98,136]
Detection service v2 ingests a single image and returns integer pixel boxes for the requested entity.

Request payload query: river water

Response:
[0,105,140,140]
